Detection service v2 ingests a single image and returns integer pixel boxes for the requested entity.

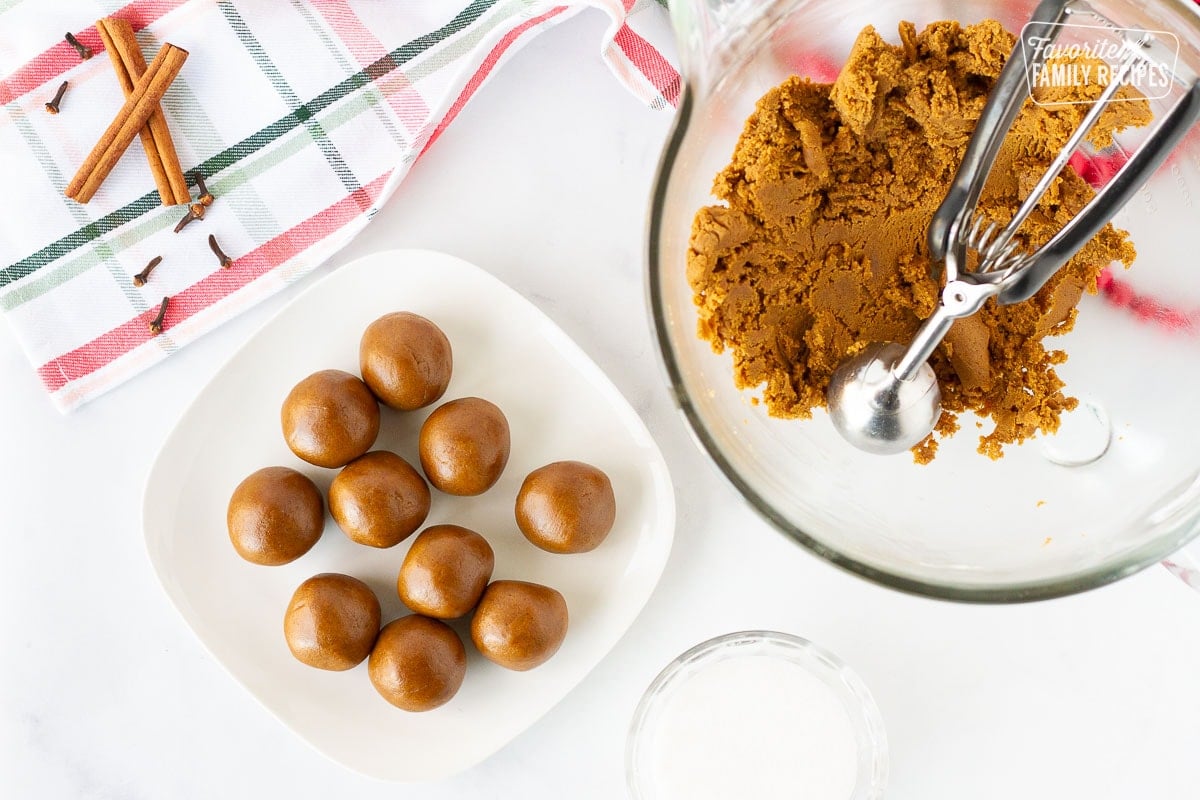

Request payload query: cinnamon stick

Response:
[95,21,168,204]
[65,43,188,204]
[95,18,190,206]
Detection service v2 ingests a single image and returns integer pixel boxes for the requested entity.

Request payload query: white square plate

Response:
[143,249,675,781]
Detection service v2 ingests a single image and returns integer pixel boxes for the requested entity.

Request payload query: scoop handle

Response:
[998,80,1200,305]
[928,0,1072,275]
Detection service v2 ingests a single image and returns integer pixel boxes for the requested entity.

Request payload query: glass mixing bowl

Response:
[650,0,1200,600]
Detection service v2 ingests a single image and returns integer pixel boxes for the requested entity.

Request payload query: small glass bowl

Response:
[626,631,888,800]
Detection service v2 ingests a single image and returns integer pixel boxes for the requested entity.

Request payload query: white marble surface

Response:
[3,11,1200,799]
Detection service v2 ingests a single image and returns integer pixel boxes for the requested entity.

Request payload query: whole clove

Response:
[45,81,69,114]
[173,202,206,233]
[194,171,214,206]
[65,32,92,60]
[148,296,170,335]
[132,255,162,287]
[207,234,233,268]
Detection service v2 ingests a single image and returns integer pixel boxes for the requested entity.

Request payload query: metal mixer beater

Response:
[826,0,1200,455]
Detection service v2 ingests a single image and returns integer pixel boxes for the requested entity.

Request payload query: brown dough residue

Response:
[688,20,1150,461]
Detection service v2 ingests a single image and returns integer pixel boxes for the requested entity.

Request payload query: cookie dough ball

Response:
[397,525,495,619]
[360,312,453,411]
[516,461,616,554]
[329,451,431,548]
[470,581,568,671]
[284,574,381,670]
[227,467,324,565]
[282,369,380,468]
[368,616,467,712]
[418,397,510,496]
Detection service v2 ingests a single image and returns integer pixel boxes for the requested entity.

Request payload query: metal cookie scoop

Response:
[826,0,1200,455]
[827,221,1017,454]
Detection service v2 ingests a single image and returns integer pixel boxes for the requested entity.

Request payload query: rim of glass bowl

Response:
[646,86,1200,603]
[625,630,889,800]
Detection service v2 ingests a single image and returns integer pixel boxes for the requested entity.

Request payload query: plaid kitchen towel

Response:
[0,0,680,411]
